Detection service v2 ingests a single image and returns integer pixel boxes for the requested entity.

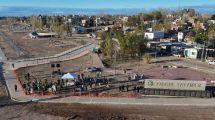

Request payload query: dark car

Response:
[85,67,102,72]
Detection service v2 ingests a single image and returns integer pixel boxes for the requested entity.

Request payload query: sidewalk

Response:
[3,68,32,102]
[3,68,61,102]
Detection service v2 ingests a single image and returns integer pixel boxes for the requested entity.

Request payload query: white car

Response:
[206,60,215,65]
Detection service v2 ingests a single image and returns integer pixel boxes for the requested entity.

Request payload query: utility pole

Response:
[155,43,157,59]
[201,41,206,62]
[201,29,208,62]
[109,28,113,59]
[205,48,208,61]
[114,51,117,76]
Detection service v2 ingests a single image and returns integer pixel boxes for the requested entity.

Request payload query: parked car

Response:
[85,67,102,72]
[172,52,184,58]
[206,60,215,65]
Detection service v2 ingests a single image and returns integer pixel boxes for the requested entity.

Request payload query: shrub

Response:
[143,53,151,64]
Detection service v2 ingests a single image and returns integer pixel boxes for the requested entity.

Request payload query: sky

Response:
[0,0,215,9]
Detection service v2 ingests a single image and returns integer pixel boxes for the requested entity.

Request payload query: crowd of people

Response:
[17,72,111,95]
[16,72,145,95]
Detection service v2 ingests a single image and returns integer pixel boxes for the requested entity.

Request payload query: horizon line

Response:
[1,5,215,9]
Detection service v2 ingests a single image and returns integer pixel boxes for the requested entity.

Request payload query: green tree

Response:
[211,14,215,20]
[100,33,118,58]
[30,16,43,31]
[193,32,208,44]
[208,24,215,38]
[117,32,147,56]
[126,15,140,27]
[143,53,151,64]
[150,11,162,20]
[50,23,66,37]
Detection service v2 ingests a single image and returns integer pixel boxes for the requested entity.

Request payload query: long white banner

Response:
[144,79,206,91]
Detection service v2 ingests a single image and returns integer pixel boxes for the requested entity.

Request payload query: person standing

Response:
[14,84,17,92]
[124,69,126,74]
[12,63,15,68]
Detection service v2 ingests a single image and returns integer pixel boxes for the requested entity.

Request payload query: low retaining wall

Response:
[143,89,212,98]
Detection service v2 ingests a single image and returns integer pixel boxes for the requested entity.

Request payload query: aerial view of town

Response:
[0,0,215,120]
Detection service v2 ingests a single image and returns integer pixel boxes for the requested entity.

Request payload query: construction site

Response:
[0,17,215,120]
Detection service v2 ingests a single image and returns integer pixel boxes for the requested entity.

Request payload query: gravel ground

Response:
[0,36,18,60]
[1,103,215,120]
[143,67,215,81]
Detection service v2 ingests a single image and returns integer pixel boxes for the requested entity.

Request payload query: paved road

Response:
[6,43,99,70]
[0,48,7,62]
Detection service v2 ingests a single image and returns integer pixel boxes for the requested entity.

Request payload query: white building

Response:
[178,32,184,42]
[144,31,164,40]
[184,48,202,59]
[122,17,129,22]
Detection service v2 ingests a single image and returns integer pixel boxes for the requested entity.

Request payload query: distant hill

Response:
[0,6,214,17]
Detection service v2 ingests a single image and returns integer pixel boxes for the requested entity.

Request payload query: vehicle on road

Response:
[85,67,102,72]
[206,60,215,65]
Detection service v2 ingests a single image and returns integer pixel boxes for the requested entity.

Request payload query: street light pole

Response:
[155,43,157,59]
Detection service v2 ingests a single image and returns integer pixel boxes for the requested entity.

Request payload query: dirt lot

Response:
[0,36,18,60]
[2,32,81,58]
[1,102,215,120]
[0,82,9,104]
[114,58,215,81]
[143,67,215,81]
[0,29,92,60]
[15,53,99,84]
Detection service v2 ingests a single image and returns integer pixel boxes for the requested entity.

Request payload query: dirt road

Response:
[1,103,215,120]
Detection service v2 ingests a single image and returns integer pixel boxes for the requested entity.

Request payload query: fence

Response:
[143,89,212,98]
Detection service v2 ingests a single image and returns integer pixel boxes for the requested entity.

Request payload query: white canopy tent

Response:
[61,73,78,79]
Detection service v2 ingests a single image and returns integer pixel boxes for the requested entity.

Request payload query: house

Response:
[184,48,203,59]
[147,41,160,50]
[159,42,189,54]
[72,26,86,34]
[123,16,128,22]
[95,17,106,26]
[144,31,165,40]
[123,26,134,34]
[81,19,87,26]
